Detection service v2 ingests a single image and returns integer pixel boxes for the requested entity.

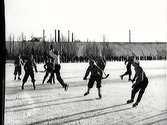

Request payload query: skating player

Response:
[127,59,149,107]
[21,56,38,90]
[120,56,133,81]
[14,54,24,80]
[42,58,55,84]
[83,59,103,99]
[47,45,68,91]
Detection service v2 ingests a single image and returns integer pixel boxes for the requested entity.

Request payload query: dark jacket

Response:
[132,66,148,85]
[84,65,102,79]
[44,62,53,71]
[24,59,37,73]
[125,59,132,71]
[14,57,23,67]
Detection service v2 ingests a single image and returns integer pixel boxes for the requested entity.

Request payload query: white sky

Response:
[5,0,167,42]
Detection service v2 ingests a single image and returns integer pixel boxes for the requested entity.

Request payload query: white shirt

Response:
[49,49,60,64]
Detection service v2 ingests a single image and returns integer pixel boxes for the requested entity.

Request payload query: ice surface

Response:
[5,60,167,125]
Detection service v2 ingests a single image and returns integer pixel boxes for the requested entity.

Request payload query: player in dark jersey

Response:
[127,60,149,107]
[21,56,38,90]
[42,58,55,84]
[83,59,103,99]
[14,55,23,80]
[120,57,133,81]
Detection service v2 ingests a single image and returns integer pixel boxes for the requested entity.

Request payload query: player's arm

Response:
[20,58,24,65]
[83,67,91,80]
[132,73,137,83]
[49,50,57,59]
[125,59,127,65]
[44,63,47,70]
[32,60,38,72]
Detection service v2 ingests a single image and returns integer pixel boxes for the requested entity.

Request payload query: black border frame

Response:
[0,0,6,124]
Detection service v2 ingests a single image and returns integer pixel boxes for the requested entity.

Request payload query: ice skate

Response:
[18,77,21,80]
[33,86,36,90]
[127,99,133,104]
[98,94,102,99]
[64,84,69,91]
[132,102,138,107]
[33,82,36,90]
[47,80,52,84]
[21,85,24,90]
[84,92,89,96]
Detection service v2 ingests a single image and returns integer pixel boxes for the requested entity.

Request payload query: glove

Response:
[83,77,87,80]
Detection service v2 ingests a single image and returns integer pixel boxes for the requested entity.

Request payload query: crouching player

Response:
[83,59,103,99]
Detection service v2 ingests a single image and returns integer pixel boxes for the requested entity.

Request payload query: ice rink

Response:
[5,60,167,125]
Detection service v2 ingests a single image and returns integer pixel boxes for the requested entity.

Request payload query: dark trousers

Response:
[88,76,102,88]
[48,64,66,87]
[131,77,148,103]
[14,66,21,76]
[22,71,35,87]
[43,71,49,83]
[43,71,55,84]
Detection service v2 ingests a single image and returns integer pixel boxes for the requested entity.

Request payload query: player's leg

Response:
[84,78,95,96]
[84,88,91,96]
[22,72,29,90]
[47,71,54,84]
[14,66,17,80]
[96,78,102,99]
[52,73,55,84]
[18,66,21,80]
[55,64,68,91]
[133,79,148,107]
[128,70,132,81]
[127,84,140,104]
[30,71,36,90]
[42,71,49,84]
[132,88,145,107]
